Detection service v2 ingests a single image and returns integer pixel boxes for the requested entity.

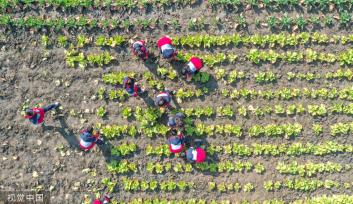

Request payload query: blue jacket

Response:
[80,131,97,143]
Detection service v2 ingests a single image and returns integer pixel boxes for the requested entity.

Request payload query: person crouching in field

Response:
[131,39,149,61]
[181,56,203,81]
[93,195,110,204]
[24,102,60,125]
[167,112,184,130]
[79,126,104,152]
[168,129,185,154]
[157,36,177,60]
[123,76,145,97]
[154,90,175,111]
[186,139,206,163]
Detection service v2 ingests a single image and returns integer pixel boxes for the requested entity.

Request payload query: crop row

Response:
[41,34,125,48]
[111,194,353,204]
[44,33,353,50]
[173,33,353,48]
[262,179,350,192]
[0,0,196,10]
[220,87,353,101]
[107,158,264,175]
[114,103,353,120]
[145,141,353,157]
[0,14,351,33]
[154,68,353,84]
[276,161,351,177]
[65,50,114,69]
[102,72,353,102]
[146,161,266,174]
[2,0,353,11]
[65,49,353,68]
[177,49,353,66]
[121,177,195,192]
[100,121,353,139]
[119,178,350,193]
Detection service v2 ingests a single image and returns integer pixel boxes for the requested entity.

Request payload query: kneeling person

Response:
[79,126,104,151]
[168,130,185,154]
[181,57,203,81]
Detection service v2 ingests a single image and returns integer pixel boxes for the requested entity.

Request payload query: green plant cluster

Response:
[222,87,353,101]
[173,33,353,48]
[0,0,197,11]
[109,194,353,204]
[276,161,350,177]
[178,49,353,66]
[330,122,353,136]
[146,162,193,174]
[111,143,137,157]
[208,181,255,193]
[96,106,106,117]
[42,34,125,48]
[206,141,353,156]
[100,125,137,139]
[185,123,242,137]
[121,177,194,192]
[208,0,353,12]
[65,50,114,69]
[195,161,265,174]
[145,141,353,157]
[265,178,342,192]
[246,49,353,65]
[248,123,302,138]
[106,160,137,174]
[145,144,170,157]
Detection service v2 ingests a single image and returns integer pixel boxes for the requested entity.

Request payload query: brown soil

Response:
[0,3,352,204]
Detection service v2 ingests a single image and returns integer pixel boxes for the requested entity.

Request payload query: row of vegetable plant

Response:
[44,32,353,50]
[145,141,353,157]
[177,49,353,66]
[173,33,353,48]
[0,14,351,33]
[276,161,351,177]
[2,0,353,12]
[110,194,353,204]
[263,178,350,192]
[99,121,353,139]
[146,161,265,174]
[120,177,194,192]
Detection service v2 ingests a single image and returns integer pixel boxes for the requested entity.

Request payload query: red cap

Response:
[190,57,203,70]
[157,36,172,48]
[195,148,206,163]
[93,199,103,204]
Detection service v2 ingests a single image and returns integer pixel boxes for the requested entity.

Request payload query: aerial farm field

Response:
[0,0,353,203]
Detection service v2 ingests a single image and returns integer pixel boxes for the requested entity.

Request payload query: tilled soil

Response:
[0,3,353,204]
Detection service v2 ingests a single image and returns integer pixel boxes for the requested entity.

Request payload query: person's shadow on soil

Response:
[97,141,113,163]
[42,117,79,149]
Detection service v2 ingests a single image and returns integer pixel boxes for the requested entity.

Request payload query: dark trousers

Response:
[43,103,59,113]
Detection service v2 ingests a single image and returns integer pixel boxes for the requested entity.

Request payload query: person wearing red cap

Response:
[122,76,145,97]
[168,129,185,154]
[131,40,149,60]
[186,139,206,163]
[186,147,206,163]
[24,102,60,125]
[181,57,203,81]
[92,195,110,204]
[154,90,175,111]
[157,36,177,60]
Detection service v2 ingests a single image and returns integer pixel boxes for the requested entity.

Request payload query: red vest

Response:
[157,36,172,49]
[33,108,45,124]
[195,148,206,163]
[170,143,185,153]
